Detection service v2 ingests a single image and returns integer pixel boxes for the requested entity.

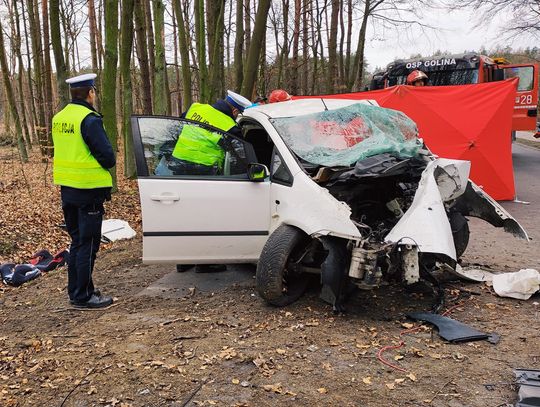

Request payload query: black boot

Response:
[72,293,113,308]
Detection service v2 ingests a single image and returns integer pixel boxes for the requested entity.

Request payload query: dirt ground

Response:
[1,144,539,407]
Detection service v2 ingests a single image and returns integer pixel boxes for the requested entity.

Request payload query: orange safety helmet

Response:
[406,70,428,85]
[268,89,292,103]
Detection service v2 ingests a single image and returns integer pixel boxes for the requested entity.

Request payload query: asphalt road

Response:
[464,142,540,271]
[508,142,540,205]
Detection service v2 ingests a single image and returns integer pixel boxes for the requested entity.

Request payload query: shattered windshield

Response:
[269,103,422,167]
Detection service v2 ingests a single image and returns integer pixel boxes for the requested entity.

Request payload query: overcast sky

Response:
[363,7,539,70]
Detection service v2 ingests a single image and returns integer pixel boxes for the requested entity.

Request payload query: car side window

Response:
[270,148,293,185]
[133,117,256,178]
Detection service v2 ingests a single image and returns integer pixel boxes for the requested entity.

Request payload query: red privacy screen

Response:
[298,79,518,200]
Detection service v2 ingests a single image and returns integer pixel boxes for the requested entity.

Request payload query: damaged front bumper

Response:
[384,158,528,261]
[318,157,528,310]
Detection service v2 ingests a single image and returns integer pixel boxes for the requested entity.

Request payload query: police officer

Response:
[171,90,251,175]
[52,73,116,308]
[173,90,250,273]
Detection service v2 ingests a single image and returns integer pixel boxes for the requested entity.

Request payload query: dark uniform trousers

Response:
[62,199,104,303]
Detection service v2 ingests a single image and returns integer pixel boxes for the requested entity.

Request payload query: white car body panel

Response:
[139,178,271,263]
[269,172,361,239]
[384,159,460,260]
[434,158,471,201]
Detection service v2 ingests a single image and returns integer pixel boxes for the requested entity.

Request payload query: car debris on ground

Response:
[450,265,540,300]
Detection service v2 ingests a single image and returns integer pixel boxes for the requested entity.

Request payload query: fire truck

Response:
[370,53,538,132]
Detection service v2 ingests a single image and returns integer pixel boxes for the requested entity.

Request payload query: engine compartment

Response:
[308,153,428,242]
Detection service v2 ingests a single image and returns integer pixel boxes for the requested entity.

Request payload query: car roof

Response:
[242,98,378,119]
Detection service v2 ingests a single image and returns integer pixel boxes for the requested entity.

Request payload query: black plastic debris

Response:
[487,332,501,345]
[407,312,492,343]
[515,369,540,407]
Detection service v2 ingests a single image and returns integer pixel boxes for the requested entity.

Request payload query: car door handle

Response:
[150,193,180,203]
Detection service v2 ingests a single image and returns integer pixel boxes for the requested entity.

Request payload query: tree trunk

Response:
[327,0,340,93]
[348,0,371,90]
[338,0,345,86]
[152,0,167,115]
[302,0,309,94]
[344,0,352,86]
[194,0,209,102]
[313,0,327,94]
[184,0,198,90]
[227,3,233,84]
[310,0,318,94]
[97,0,105,72]
[241,0,272,98]
[0,20,28,161]
[134,1,153,114]
[277,0,289,88]
[172,2,181,115]
[50,0,69,108]
[290,0,301,94]
[206,0,225,101]
[88,0,101,109]
[172,0,192,109]
[103,0,119,189]
[21,0,38,140]
[234,0,243,90]
[41,0,54,150]
[120,0,136,178]
[26,0,46,152]
[144,0,156,102]
[12,0,32,149]
[258,31,266,95]
[244,0,251,64]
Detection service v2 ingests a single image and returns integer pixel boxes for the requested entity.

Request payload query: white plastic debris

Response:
[450,264,495,283]
[492,269,540,300]
[101,219,136,242]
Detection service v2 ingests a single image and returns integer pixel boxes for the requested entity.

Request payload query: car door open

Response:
[131,116,271,264]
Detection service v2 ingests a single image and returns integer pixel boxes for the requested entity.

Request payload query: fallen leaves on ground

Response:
[0,145,141,265]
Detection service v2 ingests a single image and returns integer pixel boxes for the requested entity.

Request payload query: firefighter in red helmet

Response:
[268,89,292,103]
[406,70,428,86]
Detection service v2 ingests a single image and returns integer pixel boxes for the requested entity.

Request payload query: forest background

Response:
[0,0,538,185]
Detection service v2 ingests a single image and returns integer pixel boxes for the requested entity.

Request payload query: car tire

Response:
[256,224,310,307]
[450,212,470,258]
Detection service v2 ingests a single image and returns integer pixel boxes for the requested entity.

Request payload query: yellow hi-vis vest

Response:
[52,103,113,189]
[172,103,237,167]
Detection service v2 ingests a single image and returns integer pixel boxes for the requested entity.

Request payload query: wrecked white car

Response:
[131,99,528,311]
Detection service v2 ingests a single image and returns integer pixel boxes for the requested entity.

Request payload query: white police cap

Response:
[66,73,97,88]
[225,90,252,112]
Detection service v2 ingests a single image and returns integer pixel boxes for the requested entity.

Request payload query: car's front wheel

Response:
[256,224,311,307]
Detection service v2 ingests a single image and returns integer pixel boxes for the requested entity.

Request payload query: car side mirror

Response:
[247,163,268,182]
